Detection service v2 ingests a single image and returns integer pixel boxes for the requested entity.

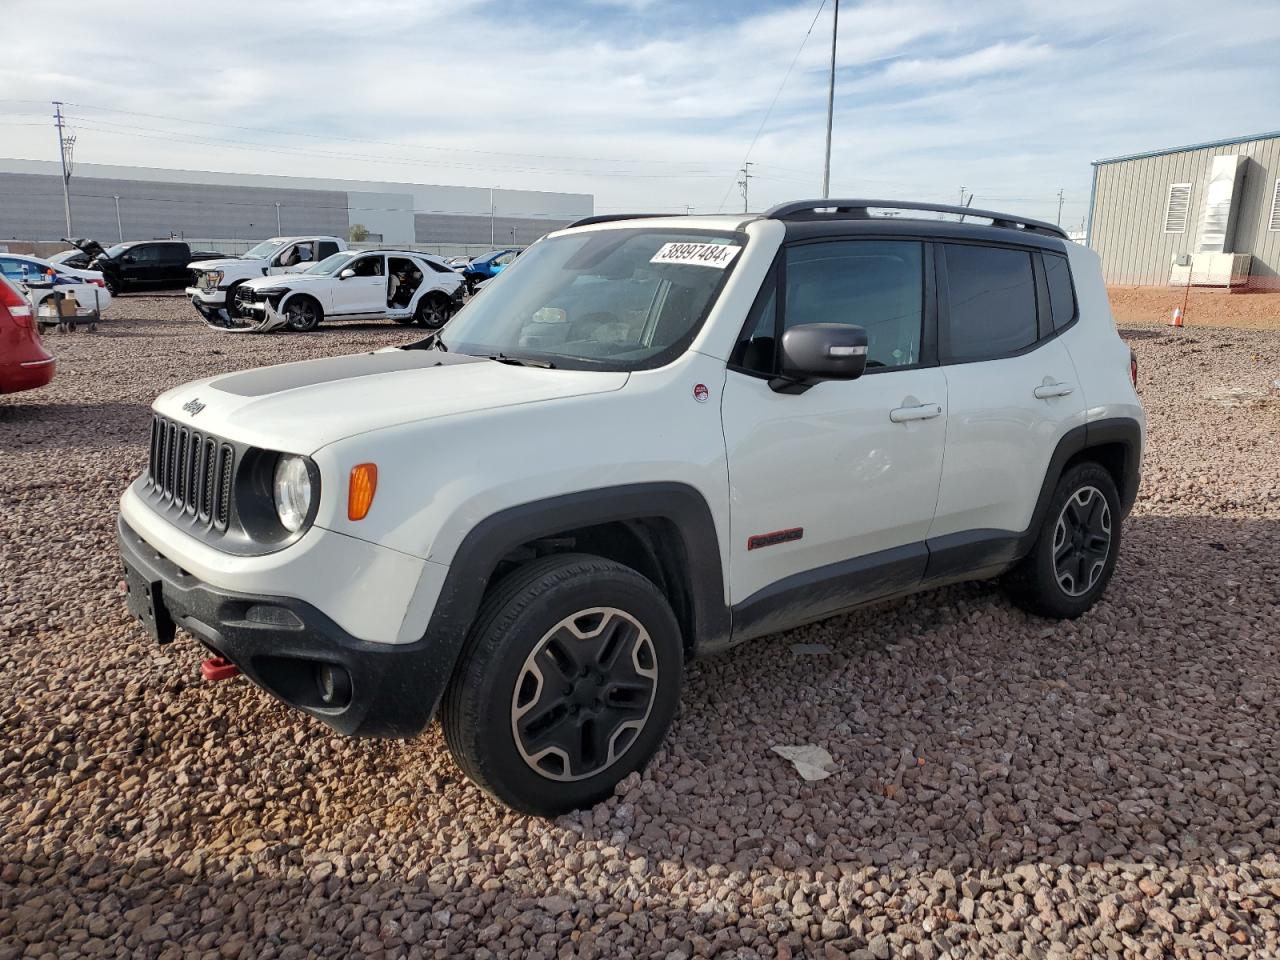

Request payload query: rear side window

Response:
[317,241,339,259]
[942,244,1037,362]
[1043,254,1076,330]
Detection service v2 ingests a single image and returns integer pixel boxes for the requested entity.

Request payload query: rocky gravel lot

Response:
[2,296,1279,959]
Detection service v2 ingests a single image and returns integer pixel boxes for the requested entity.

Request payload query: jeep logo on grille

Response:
[182,398,206,417]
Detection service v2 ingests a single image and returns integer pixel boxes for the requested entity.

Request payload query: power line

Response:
[62,117,728,181]
[716,0,828,212]
[61,101,725,170]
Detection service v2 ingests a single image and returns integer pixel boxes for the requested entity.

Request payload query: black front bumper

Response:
[117,515,442,738]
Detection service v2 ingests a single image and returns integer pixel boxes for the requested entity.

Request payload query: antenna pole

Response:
[821,0,839,198]
[53,101,73,236]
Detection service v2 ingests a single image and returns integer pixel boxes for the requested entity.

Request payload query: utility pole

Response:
[1056,188,1065,226]
[684,205,694,216]
[274,201,282,234]
[489,187,495,247]
[822,0,839,199]
[53,101,73,236]
[738,162,754,213]
[113,195,122,242]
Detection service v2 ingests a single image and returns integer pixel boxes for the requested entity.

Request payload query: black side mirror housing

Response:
[770,323,869,394]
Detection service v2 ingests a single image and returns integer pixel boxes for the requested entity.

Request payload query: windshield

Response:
[242,239,288,260]
[440,229,743,371]
[304,252,354,276]
[103,243,131,259]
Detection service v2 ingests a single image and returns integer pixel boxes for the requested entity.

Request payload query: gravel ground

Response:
[2,297,1280,960]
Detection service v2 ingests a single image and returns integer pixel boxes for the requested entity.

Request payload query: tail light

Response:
[0,278,33,327]
[87,278,106,288]
[1129,349,1138,389]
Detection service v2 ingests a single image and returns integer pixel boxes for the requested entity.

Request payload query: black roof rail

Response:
[565,213,683,229]
[762,199,1068,240]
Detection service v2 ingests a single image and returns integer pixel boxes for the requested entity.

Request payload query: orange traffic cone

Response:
[1169,307,1184,328]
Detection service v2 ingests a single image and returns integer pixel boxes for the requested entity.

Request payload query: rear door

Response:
[722,238,948,626]
[158,244,192,285]
[928,241,1086,551]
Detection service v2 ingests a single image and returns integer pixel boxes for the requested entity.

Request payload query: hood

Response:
[153,349,629,453]
[190,257,257,271]
[241,272,331,290]
[66,237,106,258]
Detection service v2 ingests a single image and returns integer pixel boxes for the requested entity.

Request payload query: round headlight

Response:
[273,455,312,533]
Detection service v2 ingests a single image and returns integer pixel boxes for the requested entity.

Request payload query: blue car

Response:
[459,249,518,292]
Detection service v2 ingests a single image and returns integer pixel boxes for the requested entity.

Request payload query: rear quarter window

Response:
[942,244,1038,362]
[1043,253,1077,330]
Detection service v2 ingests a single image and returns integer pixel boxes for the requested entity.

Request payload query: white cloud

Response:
[0,0,1276,225]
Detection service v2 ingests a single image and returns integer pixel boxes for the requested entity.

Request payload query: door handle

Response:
[889,402,942,423]
[1033,382,1075,399]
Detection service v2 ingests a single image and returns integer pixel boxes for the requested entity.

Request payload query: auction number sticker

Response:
[650,242,741,269]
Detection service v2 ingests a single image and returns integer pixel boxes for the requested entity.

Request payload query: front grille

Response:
[147,415,234,530]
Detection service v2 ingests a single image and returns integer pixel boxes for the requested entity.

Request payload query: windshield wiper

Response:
[401,332,448,352]
[484,353,555,368]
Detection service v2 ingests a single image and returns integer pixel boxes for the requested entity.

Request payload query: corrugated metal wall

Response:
[1090,135,1280,285]
[0,173,350,243]
[414,213,577,246]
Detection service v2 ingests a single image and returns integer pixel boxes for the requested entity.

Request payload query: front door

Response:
[331,254,386,314]
[722,239,947,636]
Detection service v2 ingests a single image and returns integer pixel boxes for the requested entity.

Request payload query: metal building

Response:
[0,158,593,252]
[1087,131,1280,288]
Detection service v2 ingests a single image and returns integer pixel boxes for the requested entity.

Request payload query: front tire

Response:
[1004,462,1122,619]
[283,295,322,332]
[441,553,683,816]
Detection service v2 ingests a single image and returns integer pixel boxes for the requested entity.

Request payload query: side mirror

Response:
[339,268,356,279]
[770,323,868,394]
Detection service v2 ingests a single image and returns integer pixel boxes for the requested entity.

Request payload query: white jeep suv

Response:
[221,249,464,333]
[118,200,1144,815]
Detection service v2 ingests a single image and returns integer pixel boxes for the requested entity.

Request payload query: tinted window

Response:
[317,241,339,259]
[729,272,778,372]
[784,240,923,370]
[131,245,161,262]
[943,244,1037,361]
[350,255,384,277]
[1044,254,1076,330]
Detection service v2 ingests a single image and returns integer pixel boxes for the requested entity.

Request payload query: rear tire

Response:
[414,292,451,329]
[283,295,322,332]
[1004,462,1122,619]
[441,553,683,816]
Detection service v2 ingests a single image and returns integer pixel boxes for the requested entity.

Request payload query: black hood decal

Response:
[210,350,484,398]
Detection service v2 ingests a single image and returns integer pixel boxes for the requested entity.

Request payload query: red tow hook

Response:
[201,656,240,681]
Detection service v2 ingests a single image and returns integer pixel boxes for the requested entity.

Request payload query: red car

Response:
[0,276,55,393]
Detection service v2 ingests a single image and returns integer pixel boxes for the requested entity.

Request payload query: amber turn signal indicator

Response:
[348,463,378,521]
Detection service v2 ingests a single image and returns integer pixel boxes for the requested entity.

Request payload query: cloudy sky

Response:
[2,0,1278,228]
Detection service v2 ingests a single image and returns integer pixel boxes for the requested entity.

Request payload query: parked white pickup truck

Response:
[188,236,345,323]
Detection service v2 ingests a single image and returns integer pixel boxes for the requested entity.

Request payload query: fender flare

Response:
[412,482,730,721]
[1025,416,1143,543]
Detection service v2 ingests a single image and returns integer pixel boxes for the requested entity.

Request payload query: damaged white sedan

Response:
[217,249,465,333]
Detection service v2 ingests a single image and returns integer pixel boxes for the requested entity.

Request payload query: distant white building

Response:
[0,158,593,248]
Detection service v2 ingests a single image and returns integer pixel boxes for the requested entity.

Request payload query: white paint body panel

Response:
[124,217,1144,652]
[721,367,947,603]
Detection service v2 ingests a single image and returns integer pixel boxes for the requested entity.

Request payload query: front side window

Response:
[440,229,742,371]
[942,244,1037,362]
[131,245,161,262]
[732,240,923,375]
[349,255,384,277]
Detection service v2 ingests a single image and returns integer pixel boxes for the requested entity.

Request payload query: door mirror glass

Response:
[771,323,868,394]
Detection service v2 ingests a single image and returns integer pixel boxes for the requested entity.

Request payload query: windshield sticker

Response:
[650,242,741,269]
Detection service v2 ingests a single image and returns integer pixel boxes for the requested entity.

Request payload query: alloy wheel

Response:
[1052,486,1112,597]
[510,607,658,782]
